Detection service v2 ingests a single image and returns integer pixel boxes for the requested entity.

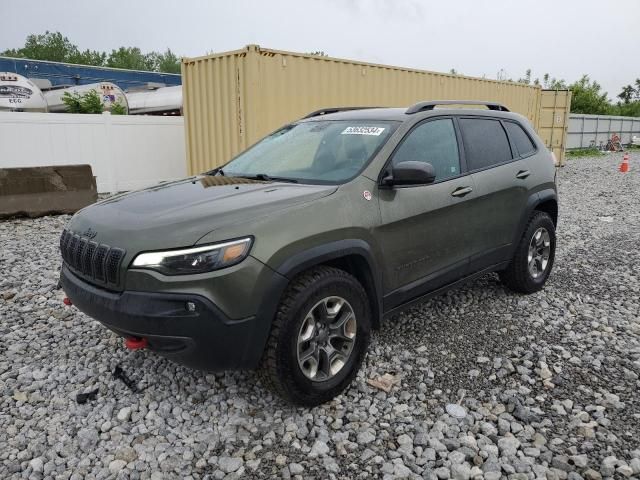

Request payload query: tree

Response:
[568,75,611,115]
[110,100,127,115]
[61,90,104,114]
[61,89,126,114]
[307,51,328,56]
[70,49,107,67]
[2,31,184,73]
[1,31,105,66]
[106,47,155,71]
[547,77,568,90]
[517,69,532,85]
[149,48,181,74]
[618,85,635,104]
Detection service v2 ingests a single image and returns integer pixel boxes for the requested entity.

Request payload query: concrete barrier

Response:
[0,165,97,218]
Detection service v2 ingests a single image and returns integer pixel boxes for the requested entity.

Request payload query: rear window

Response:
[504,121,536,157]
[459,118,513,170]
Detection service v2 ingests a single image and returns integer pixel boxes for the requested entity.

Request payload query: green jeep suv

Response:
[60,100,558,406]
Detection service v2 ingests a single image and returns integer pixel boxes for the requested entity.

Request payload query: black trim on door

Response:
[377,115,468,187]
[501,119,539,160]
[457,115,519,175]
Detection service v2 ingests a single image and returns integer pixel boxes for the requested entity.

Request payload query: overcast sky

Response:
[1,0,637,100]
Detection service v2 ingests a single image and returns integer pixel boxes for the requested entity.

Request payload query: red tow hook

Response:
[124,337,148,350]
[63,297,72,306]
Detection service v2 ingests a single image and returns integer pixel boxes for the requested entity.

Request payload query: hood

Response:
[67,175,337,251]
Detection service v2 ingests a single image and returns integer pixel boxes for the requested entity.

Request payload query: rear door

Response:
[376,117,478,310]
[459,117,534,272]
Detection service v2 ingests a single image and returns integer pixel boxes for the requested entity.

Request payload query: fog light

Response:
[186,301,196,312]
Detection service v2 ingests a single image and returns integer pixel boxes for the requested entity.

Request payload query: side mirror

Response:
[382,161,436,187]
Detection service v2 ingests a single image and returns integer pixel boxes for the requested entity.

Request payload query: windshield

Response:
[221,120,398,184]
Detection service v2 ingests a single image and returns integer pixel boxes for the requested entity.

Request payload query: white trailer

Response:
[126,85,182,115]
[0,72,48,112]
[44,82,129,113]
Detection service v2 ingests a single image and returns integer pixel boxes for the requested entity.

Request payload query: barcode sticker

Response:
[341,126,386,136]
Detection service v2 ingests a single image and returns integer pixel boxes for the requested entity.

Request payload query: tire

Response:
[500,211,556,294]
[258,266,371,406]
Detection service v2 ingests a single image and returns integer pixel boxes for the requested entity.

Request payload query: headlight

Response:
[131,237,252,275]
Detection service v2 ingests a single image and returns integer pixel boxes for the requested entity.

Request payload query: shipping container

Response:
[182,45,570,173]
[535,90,572,164]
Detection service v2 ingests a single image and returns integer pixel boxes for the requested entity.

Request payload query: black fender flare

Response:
[270,239,383,329]
[509,188,558,257]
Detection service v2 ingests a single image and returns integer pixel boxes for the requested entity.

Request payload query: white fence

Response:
[567,114,640,149]
[0,112,187,193]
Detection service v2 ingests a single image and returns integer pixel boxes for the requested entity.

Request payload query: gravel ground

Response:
[1,152,639,480]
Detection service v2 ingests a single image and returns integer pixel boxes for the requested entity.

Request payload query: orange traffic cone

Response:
[619,153,629,173]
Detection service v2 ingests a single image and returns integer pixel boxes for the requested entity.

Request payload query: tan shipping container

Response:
[182,45,569,173]
[536,89,572,165]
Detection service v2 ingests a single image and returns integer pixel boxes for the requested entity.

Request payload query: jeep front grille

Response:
[60,229,125,287]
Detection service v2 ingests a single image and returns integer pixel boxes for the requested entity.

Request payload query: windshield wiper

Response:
[235,173,298,183]
[205,167,225,176]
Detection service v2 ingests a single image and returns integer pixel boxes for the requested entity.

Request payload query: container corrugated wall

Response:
[536,90,572,165]
[182,45,558,174]
[182,48,248,175]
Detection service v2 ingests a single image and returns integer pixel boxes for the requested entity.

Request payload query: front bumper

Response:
[60,264,286,371]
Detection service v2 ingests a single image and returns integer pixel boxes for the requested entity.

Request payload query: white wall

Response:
[567,114,640,149]
[0,112,187,193]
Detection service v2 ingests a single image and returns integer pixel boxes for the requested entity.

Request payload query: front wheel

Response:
[500,211,556,293]
[258,266,371,406]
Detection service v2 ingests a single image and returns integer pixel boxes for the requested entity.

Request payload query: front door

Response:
[375,117,477,311]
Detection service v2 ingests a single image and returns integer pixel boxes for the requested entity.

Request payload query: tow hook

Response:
[124,337,148,350]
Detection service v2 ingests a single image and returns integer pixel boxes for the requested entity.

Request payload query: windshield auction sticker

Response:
[341,126,386,136]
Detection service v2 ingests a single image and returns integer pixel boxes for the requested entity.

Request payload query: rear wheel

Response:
[258,266,371,406]
[500,211,556,293]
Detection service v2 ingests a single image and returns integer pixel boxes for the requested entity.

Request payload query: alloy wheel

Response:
[527,227,551,279]
[296,296,357,382]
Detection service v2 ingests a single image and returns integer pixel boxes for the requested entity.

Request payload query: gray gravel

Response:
[1,152,639,480]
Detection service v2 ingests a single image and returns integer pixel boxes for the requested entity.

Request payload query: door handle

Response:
[451,186,473,197]
[516,170,531,179]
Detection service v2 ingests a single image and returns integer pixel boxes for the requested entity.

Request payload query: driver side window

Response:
[392,118,460,182]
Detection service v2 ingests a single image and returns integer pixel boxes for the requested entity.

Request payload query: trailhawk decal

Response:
[341,126,385,136]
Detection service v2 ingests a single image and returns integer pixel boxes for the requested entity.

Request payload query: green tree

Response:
[612,102,640,117]
[517,69,532,85]
[110,100,127,115]
[2,31,76,62]
[1,31,106,66]
[61,89,104,114]
[148,48,181,74]
[61,91,84,113]
[618,85,635,104]
[568,75,611,115]
[81,89,105,113]
[70,49,107,66]
[541,73,567,90]
[106,47,155,70]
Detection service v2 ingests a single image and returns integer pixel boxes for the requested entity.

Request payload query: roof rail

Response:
[303,106,377,119]
[405,100,510,114]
